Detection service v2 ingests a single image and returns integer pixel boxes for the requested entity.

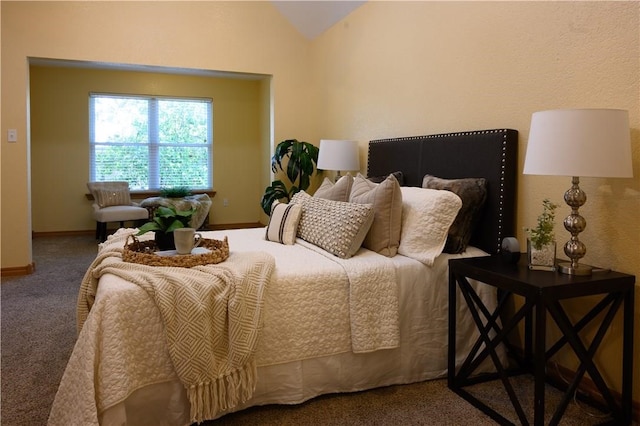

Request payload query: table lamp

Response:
[317,139,360,181]
[523,108,633,275]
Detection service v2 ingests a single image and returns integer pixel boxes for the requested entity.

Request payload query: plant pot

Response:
[155,231,175,251]
[527,239,556,271]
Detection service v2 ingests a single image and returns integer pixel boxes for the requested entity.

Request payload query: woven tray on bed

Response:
[123,235,229,267]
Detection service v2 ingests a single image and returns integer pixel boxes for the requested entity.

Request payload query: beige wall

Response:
[29,66,265,231]
[2,0,639,403]
[312,1,639,399]
[1,1,319,269]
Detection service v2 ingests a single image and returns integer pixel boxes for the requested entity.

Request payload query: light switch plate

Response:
[7,129,17,143]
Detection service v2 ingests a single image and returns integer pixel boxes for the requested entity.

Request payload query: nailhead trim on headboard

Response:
[498,131,508,253]
[367,128,518,255]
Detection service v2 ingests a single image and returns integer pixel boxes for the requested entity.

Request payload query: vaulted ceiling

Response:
[270,1,366,39]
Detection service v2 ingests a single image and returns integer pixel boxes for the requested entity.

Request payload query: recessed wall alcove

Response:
[28,58,273,234]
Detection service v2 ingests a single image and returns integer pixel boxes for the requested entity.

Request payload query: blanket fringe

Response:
[189,360,258,424]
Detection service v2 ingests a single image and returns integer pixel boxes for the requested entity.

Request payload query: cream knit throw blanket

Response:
[77,231,275,423]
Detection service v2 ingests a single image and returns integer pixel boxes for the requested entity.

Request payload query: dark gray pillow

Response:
[367,171,404,186]
[422,175,488,254]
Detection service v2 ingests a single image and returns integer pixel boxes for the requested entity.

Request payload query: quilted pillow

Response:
[94,186,132,208]
[265,201,302,245]
[397,187,462,266]
[349,173,403,257]
[422,175,488,254]
[314,174,353,202]
[291,191,374,259]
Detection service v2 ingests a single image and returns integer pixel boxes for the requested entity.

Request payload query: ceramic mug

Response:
[174,228,203,255]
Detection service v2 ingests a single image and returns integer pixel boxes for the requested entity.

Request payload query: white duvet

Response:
[49,228,401,425]
[48,227,498,426]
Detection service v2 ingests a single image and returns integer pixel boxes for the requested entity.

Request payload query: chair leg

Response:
[95,222,101,240]
[98,222,108,242]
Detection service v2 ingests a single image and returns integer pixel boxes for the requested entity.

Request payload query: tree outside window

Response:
[89,94,213,190]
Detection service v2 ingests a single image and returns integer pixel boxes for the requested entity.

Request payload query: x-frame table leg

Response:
[450,273,537,425]
[448,257,635,426]
[545,293,627,424]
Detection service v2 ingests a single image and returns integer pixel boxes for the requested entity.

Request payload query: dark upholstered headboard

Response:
[367,129,518,255]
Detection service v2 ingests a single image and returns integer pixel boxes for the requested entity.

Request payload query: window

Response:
[89,93,213,190]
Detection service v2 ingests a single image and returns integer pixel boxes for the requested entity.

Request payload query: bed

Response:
[48,128,518,426]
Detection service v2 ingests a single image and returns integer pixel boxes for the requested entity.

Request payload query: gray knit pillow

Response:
[291,191,374,259]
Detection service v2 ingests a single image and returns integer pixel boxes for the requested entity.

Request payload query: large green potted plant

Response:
[260,139,320,215]
[137,205,196,250]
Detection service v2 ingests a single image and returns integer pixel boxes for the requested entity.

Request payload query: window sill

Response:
[85,190,216,201]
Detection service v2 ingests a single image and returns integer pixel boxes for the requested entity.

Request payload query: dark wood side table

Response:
[448,255,635,426]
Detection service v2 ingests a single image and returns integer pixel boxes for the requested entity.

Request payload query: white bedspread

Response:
[74,231,276,423]
[299,239,399,353]
[215,229,400,365]
[48,228,400,425]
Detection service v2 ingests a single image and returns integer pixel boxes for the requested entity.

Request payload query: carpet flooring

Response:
[0,234,628,425]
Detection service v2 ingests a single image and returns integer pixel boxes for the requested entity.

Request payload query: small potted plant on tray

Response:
[137,205,196,250]
[525,198,559,271]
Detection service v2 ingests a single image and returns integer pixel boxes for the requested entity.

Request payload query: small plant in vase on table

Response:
[525,198,559,271]
[137,205,196,250]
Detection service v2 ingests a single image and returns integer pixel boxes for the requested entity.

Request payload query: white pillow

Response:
[265,201,302,245]
[397,187,462,266]
[94,187,132,207]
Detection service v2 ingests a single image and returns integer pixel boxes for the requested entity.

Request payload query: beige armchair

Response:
[87,181,149,242]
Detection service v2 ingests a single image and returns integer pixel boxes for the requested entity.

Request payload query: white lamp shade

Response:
[523,109,632,178]
[317,139,360,172]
